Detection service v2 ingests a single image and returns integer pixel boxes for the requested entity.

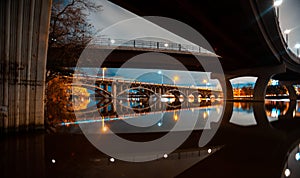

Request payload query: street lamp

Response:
[295,43,300,57]
[284,29,291,46]
[274,0,283,6]
[158,70,163,84]
[203,79,208,90]
[173,76,179,86]
[274,0,283,16]
[102,67,107,80]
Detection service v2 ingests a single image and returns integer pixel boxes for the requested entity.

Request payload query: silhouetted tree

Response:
[266,85,288,96]
[47,0,102,68]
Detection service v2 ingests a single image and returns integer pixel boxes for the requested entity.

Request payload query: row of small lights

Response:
[106,148,213,163]
[109,38,171,48]
[283,144,300,177]
[274,0,300,57]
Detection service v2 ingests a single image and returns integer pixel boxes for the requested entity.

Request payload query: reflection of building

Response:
[296,101,300,117]
[265,100,289,118]
[233,87,254,97]
[294,85,300,95]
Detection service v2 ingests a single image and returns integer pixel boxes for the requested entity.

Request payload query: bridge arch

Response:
[117,86,160,99]
[163,89,188,99]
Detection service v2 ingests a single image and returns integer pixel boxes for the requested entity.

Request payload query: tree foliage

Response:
[49,0,101,48]
[46,76,75,127]
[266,85,288,96]
[47,0,102,67]
[46,76,90,128]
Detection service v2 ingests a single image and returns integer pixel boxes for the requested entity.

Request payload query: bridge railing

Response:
[90,37,216,55]
[71,75,222,92]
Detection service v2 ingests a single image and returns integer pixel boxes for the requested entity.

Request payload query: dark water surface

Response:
[1,100,300,178]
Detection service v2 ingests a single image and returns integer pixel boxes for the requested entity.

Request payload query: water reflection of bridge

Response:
[71,99,221,124]
[69,76,222,122]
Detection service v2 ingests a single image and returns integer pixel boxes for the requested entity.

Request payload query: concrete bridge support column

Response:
[211,73,233,100]
[253,75,272,101]
[0,0,52,132]
[112,82,117,113]
[157,87,162,110]
[224,79,233,100]
[253,65,286,101]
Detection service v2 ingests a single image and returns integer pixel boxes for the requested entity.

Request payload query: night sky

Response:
[279,0,300,54]
[85,0,298,86]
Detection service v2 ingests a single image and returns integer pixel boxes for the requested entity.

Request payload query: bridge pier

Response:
[112,82,117,113]
[0,0,52,132]
[211,74,233,100]
[253,65,286,101]
[212,64,286,101]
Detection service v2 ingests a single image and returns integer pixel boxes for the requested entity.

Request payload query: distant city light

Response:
[270,79,279,86]
[284,29,291,34]
[295,152,300,161]
[284,168,291,177]
[208,149,212,154]
[157,121,162,127]
[163,154,168,159]
[274,0,283,7]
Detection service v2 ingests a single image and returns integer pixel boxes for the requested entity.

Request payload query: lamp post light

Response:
[102,67,107,80]
[173,76,179,86]
[203,79,208,90]
[274,0,283,16]
[284,29,291,46]
[295,43,300,57]
[158,70,163,84]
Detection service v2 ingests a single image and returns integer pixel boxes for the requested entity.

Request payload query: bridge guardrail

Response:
[90,37,216,55]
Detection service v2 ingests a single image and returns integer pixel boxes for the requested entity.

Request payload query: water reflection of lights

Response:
[216,107,221,114]
[173,112,179,121]
[203,109,210,119]
[265,100,290,120]
[161,94,176,103]
[60,102,221,127]
[188,95,195,103]
[102,126,108,132]
[102,116,108,133]
[281,142,300,178]
[157,120,163,127]
[296,144,300,161]
[271,108,281,118]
